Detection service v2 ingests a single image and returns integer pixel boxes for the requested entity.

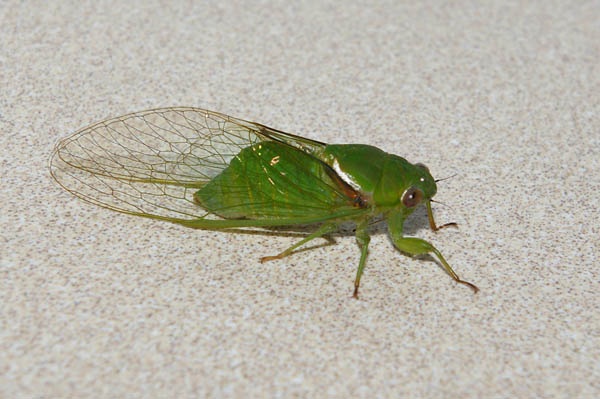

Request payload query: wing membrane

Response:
[50,107,329,223]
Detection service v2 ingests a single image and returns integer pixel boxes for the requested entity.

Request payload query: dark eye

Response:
[414,163,429,172]
[401,187,423,208]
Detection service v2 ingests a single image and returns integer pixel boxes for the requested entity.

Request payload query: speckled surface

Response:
[1,1,598,397]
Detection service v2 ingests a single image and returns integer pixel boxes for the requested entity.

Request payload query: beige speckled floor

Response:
[1,1,598,397]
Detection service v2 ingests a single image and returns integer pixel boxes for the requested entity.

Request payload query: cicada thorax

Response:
[318,144,438,213]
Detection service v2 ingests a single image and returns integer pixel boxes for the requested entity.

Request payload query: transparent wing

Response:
[50,107,327,223]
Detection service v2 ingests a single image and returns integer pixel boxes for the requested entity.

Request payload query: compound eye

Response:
[401,187,423,208]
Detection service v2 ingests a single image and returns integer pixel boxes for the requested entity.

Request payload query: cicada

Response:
[50,107,478,297]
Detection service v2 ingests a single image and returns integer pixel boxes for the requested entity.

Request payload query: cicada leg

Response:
[426,200,457,231]
[392,236,479,293]
[260,222,338,263]
[352,220,371,299]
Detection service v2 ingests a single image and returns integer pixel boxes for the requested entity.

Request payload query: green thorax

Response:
[318,144,438,212]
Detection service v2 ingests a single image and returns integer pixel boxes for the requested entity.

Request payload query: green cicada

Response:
[50,107,478,297]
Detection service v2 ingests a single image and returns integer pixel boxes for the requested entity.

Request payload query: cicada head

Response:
[372,156,437,215]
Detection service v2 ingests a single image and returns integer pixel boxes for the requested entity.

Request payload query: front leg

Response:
[393,236,478,293]
[426,200,457,231]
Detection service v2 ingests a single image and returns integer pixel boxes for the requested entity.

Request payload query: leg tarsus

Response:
[435,222,458,231]
[456,278,479,293]
[426,200,458,231]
